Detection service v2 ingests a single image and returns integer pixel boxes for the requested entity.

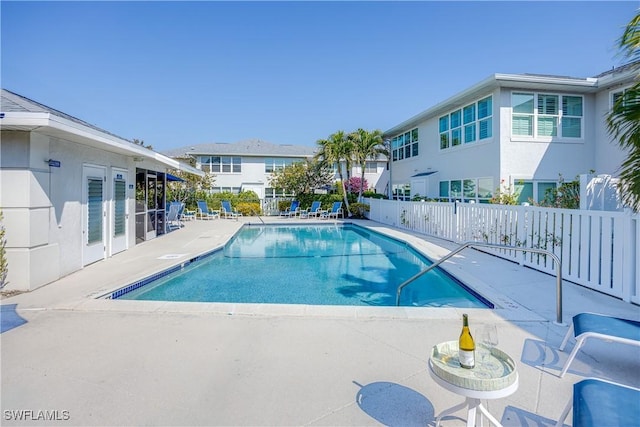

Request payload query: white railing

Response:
[365,198,640,304]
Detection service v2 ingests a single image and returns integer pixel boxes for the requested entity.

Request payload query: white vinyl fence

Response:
[365,198,640,304]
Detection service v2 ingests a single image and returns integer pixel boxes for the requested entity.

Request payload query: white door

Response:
[83,165,107,266]
[111,169,128,255]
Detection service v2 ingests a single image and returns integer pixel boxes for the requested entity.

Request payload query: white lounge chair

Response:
[558,312,640,378]
[555,378,640,427]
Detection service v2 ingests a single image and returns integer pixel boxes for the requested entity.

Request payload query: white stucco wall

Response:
[499,88,596,185]
[1,131,60,289]
[593,84,630,176]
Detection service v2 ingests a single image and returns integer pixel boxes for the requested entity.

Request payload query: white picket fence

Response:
[365,198,640,304]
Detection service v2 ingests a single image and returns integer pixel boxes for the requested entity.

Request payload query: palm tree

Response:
[607,12,640,211]
[350,128,384,201]
[316,131,353,215]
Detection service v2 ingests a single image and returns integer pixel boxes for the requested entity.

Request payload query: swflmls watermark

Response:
[4,409,70,421]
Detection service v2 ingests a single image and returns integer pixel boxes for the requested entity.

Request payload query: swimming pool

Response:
[115,224,492,308]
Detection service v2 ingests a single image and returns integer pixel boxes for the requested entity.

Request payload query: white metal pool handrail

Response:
[395,241,564,324]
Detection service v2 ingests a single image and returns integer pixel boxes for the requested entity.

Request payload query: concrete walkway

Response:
[1,217,638,426]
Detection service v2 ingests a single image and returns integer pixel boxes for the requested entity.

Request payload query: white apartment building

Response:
[164,140,389,198]
[384,63,636,203]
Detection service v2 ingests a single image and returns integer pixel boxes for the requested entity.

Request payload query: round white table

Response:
[429,341,519,427]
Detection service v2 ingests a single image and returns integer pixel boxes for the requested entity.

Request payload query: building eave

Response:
[1,111,203,177]
[383,73,599,138]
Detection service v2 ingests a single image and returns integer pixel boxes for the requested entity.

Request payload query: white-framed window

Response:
[611,86,634,109]
[511,92,583,139]
[364,162,378,173]
[439,96,492,150]
[439,177,494,203]
[198,156,242,173]
[392,183,411,201]
[391,128,419,162]
[514,180,557,204]
[265,157,299,173]
[264,187,295,198]
[210,186,241,194]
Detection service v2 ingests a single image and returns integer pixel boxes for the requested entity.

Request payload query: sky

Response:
[2,1,639,152]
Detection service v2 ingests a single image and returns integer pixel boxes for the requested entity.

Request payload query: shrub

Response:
[348,202,370,219]
[236,202,262,216]
[363,191,386,199]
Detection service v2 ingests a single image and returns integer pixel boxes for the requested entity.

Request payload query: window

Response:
[364,162,378,173]
[451,110,462,146]
[198,156,242,173]
[478,97,493,139]
[265,157,301,173]
[439,96,492,150]
[439,177,494,203]
[514,180,557,204]
[450,180,462,199]
[511,92,583,139]
[611,86,635,109]
[391,128,419,162]
[439,117,449,149]
[211,186,241,194]
[392,184,411,200]
[439,181,449,199]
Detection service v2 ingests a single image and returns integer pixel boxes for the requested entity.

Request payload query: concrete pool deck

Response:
[1,217,639,426]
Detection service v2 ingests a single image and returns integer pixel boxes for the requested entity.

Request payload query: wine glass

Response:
[480,324,499,368]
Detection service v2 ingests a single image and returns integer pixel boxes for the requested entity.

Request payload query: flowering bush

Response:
[345,177,368,194]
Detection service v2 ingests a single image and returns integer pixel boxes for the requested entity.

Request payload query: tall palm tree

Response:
[316,131,353,215]
[607,12,640,211]
[350,128,384,201]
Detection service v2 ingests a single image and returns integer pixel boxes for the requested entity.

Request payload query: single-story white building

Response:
[384,62,637,203]
[0,89,203,291]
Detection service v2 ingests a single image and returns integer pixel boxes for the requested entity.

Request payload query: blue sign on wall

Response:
[48,160,61,167]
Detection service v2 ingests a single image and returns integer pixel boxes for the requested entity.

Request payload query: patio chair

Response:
[221,200,242,220]
[320,201,343,219]
[280,200,300,218]
[182,205,196,221]
[302,201,323,218]
[166,203,181,231]
[558,312,640,377]
[555,378,640,427]
[196,200,219,220]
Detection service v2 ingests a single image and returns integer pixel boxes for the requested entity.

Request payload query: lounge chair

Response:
[166,203,181,231]
[555,378,640,427]
[280,200,300,218]
[300,201,322,219]
[182,205,196,221]
[320,201,343,219]
[221,200,242,220]
[196,200,219,220]
[558,312,640,378]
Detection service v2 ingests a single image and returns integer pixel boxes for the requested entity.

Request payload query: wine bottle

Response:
[459,313,475,369]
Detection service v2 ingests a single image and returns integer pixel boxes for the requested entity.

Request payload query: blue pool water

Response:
[117,224,491,308]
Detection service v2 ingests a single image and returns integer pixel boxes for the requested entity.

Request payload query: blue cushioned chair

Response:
[558,313,640,377]
[555,378,640,427]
